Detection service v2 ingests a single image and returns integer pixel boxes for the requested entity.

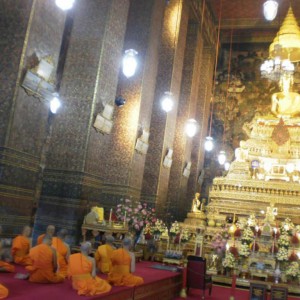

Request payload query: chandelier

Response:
[260,57,294,81]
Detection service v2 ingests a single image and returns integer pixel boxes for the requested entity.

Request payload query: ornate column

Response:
[166,23,204,220]
[187,46,215,206]
[85,0,166,207]
[141,0,189,216]
[0,0,66,234]
[36,0,130,241]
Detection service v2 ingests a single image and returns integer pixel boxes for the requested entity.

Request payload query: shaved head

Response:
[22,226,31,237]
[46,225,55,236]
[123,237,132,248]
[105,235,115,245]
[81,241,92,254]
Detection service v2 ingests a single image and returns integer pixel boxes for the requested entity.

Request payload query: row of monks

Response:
[0,225,144,299]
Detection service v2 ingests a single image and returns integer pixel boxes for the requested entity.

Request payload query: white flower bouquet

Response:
[278,234,290,248]
[286,261,300,278]
[180,228,190,243]
[276,247,289,261]
[222,252,235,269]
[241,226,254,244]
[170,221,180,237]
[239,243,251,258]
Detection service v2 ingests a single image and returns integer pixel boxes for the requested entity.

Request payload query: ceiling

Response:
[206,0,300,43]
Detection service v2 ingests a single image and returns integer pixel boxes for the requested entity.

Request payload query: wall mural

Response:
[200,44,300,198]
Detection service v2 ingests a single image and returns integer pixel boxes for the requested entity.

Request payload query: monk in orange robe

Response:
[108,238,144,286]
[0,284,8,299]
[37,225,55,245]
[52,229,70,278]
[94,235,115,273]
[0,226,15,273]
[26,235,64,283]
[12,225,32,266]
[68,242,111,296]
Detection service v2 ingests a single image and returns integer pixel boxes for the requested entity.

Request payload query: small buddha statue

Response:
[85,206,104,225]
[265,202,278,223]
[192,193,201,212]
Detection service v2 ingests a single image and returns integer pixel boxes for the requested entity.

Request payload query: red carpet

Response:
[174,285,300,300]
[0,261,180,300]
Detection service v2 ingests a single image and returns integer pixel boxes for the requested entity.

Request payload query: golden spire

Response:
[269,6,300,62]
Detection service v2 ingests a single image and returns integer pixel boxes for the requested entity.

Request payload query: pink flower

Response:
[138,204,142,209]
[125,199,131,203]
[152,208,155,212]
[143,203,147,207]
[116,208,121,213]
[134,208,138,213]
[152,218,157,223]
[142,210,147,215]
[134,224,140,230]
[117,204,122,208]
[140,221,144,227]
[128,208,132,212]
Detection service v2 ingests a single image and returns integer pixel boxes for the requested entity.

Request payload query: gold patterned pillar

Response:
[166,22,204,220]
[84,0,166,206]
[141,0,189,216]
[187,46,215,205]
[0,0,66,234]
[36,0,130,239]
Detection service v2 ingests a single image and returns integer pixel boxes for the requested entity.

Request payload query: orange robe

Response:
[94,244,114,273]
[26,244,64,283]
[0,284,8,299]
[108,248,144,286]
[0,261,15,273]
[37,234,45,245]
[68,253,111,296]
[12,235,32,266]
[52,237,68,278]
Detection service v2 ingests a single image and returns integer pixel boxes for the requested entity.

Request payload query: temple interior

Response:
[2,0,300,299]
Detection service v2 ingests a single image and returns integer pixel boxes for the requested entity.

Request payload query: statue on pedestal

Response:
[192,193,202,212]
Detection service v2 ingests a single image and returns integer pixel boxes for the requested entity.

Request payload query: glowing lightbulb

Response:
[224,162,230,171]
[55,0,75,10]
[263,0,278,21]
[218,151,226,165]
[185,119,198,138]
[161,92,174,112]
[122,49,138,78]
[204,136,214,152]
[50,96,61,114]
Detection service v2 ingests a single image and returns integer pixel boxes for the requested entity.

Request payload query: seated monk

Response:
[0,284,8,299]
[12,225,32,266]
[26,235,64,283]
[68,242,111,296]
[0,226,15,273]
[94,235,115,273]
[37,225,55,245]
[52,229,70,278]
[108,238,144,286]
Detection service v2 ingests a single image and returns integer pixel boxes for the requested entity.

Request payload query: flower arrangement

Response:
[239,243,251,258]
[153,219,166,235]
[180,228,190,243]
[286,261,300,278]
[222,252,235,269]
[276,247,289,261]
[247,214,257,227]
[281,218,294,235]
[211,228,230,255]
[278,234,290,248]
[115,198,156,232]
[241,226,254,244]
[170,221,180,237]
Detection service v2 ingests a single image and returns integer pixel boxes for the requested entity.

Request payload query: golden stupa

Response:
[206,7,300,225]
[269,6,300,62]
